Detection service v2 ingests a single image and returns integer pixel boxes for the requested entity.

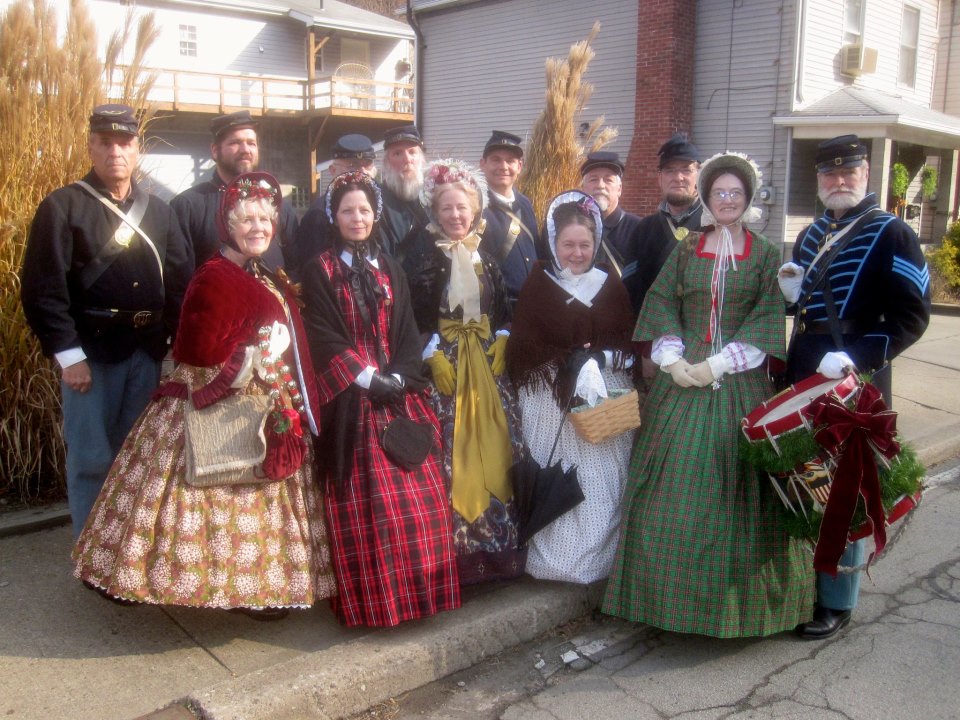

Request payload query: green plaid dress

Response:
[602,231,814,637]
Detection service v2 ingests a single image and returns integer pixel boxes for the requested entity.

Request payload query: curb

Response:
[0,502,69,538]
[931,302,960,317]
[183,579,600,720]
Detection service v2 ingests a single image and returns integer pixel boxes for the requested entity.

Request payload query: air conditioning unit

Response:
[840,44,879,76]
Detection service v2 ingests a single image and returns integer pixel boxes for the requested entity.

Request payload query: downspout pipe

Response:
[407,0,425,131]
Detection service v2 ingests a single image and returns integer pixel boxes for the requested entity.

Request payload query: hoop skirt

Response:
[602,232,814,637]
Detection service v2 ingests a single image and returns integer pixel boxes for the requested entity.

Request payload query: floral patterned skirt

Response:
[430,333,527,584]
[73,365,337,609]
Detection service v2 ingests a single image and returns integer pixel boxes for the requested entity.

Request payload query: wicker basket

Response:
[569,388,641,444]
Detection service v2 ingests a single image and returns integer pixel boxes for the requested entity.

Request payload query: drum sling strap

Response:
[792,208,881,350]
[600,236,624,278]
[491,203,535,266]
[74,181,164,290]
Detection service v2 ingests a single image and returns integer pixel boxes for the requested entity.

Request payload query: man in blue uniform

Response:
[630,134,704,314]
[293,133,378,272]
[578,152,647,302]
[170,110,298,270]
[479,130,539,309]
[21,104,193,538]
[379,125,429,262]
[779,134,931,639]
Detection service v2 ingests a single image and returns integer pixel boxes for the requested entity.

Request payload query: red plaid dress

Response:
[313,251,460,627]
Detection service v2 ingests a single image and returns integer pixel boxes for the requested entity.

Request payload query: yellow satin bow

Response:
[434,227,483,323]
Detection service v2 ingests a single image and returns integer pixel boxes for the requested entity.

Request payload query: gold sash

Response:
[439,315,513,523]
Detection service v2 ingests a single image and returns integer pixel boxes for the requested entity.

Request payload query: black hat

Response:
[210,110,259,140]
[657,133,700,168]
[815,134,869,172]
[580,151,624,176]
[331,134,375,161]
[483,130,524,158]
[89,104,139,136]
[384,125,423,148]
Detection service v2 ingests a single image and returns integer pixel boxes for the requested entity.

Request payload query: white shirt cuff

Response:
[422,333,441,361]
[354,366,376,389]
[55,347,86,369]
[651,335,684,367]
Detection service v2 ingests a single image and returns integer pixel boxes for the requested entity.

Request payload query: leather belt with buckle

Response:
[84,307,162,328]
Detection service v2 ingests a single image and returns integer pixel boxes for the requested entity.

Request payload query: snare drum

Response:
[741,373,860,519]
[741,373,923,551]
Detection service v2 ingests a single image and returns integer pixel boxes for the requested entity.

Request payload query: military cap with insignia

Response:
[815,134,869,172]
[89,104,139,136]
[580,151,625,176]
[210,110,259,140]
[483,130,524,158]
[657,133,701,168]
[383,125,423,148]
[331,134,376,160]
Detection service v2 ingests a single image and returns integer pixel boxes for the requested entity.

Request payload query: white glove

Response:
[664,359,704,388]
[231,345,257,388]
[778,262,804,304]
[575,358,609,407]
[816,351,856,379]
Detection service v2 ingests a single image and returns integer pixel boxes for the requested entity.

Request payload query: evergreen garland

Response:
[774,442,925,542]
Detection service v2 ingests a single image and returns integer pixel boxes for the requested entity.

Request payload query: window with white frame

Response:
[179,24,197,58]
[843,0,865,45]
[899,6,920,87]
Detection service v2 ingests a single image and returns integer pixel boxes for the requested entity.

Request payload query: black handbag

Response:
[382,415,435,469]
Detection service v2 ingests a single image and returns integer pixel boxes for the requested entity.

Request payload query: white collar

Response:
[547,266,608,307]
[339,247,379,270]
[490,189,516,204]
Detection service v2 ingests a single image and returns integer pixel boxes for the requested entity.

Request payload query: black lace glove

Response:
[367,372,404,405]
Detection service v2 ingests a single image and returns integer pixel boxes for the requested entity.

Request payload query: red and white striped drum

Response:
[741,373,860,518]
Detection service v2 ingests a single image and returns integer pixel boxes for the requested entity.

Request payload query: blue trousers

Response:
[61,348,160,539]
[816,539,865,611]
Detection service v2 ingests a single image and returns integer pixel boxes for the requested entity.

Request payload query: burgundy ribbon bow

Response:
[807,382,900,576]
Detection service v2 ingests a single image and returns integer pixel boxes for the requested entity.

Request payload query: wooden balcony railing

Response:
[108,66,414,116]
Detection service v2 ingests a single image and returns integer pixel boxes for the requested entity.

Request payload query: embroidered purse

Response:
[184,393,273,487]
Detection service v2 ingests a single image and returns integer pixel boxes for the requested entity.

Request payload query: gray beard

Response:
[819,187,866,212]
[382,165,423,201]
[592,193,610,213]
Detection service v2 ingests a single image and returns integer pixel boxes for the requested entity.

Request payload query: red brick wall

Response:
[622,0,697,217]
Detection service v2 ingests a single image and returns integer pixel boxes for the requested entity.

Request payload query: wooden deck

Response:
[109,66,414,119]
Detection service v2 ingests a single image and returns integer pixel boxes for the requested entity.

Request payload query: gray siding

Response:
[415,0,638,161]
[933,2,960,116]
[799,0,941,107]
[693,0,797,247]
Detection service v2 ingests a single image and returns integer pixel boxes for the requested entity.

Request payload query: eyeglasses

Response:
[709,190,745,201]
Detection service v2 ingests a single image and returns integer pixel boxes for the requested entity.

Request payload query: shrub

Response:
[928,221,960,293]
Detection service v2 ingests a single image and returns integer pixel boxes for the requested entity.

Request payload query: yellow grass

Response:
[0,0,157,503]
[518,22,618,223]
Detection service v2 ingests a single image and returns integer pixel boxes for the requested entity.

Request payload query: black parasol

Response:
[512,391,584,545]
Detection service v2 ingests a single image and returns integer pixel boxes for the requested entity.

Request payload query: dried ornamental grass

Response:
[0,0,157,504]
[519,21,618,222]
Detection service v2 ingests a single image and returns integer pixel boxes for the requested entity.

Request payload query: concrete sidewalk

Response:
[1,313,959,720]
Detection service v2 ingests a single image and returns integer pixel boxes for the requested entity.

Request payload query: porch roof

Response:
[773,87,960,149]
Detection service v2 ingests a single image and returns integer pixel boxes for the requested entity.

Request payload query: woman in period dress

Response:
[74,173,337,617]
[602,153,814,637]
[402,159,526,584]
[506,191,637,584]
[300,170,460,628]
